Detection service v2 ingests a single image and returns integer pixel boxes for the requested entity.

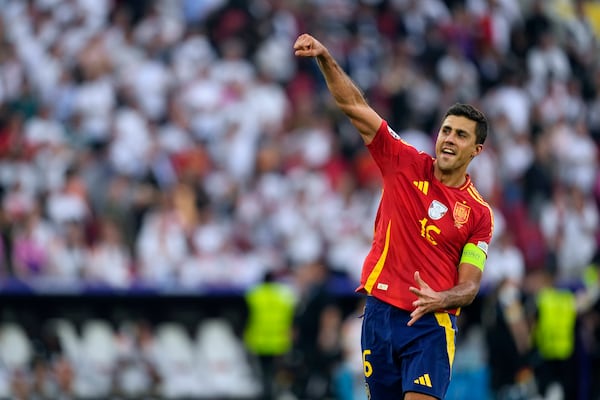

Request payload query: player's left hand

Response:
[407,271,445,326]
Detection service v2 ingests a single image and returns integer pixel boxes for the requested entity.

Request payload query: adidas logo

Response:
[413,181,429,195]
[413,373,432,387]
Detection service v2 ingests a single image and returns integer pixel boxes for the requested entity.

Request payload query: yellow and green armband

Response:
[460,243,487,271]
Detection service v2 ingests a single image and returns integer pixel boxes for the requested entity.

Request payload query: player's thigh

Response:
[399,312,456,399]
[361,297,404,399]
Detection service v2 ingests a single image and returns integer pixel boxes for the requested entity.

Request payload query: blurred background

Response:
[0,0,598,399]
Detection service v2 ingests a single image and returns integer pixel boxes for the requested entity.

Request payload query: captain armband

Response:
[460,242,487,271]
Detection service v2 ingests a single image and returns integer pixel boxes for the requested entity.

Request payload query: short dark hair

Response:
[444,103,488,145]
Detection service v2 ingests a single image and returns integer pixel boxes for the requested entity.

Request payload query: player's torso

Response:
[360,121,491,308]
[397,165,473,256]
[362,156,482,303]
[378,158,476,265]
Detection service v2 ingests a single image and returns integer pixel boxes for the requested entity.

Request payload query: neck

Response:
[433,165,468,188]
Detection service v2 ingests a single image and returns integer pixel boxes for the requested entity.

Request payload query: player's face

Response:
[434,115,482,173]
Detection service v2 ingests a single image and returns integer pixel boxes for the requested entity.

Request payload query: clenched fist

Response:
[293,34,327,58]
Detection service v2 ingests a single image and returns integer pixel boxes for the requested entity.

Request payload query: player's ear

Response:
[471,144,483,158]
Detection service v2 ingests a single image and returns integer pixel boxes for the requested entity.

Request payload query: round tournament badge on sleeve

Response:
[387,126,401,140]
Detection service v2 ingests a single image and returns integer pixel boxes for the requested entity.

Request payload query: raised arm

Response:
[293,33,382,144]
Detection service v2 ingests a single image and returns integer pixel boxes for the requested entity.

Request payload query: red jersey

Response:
[356,120,494,314]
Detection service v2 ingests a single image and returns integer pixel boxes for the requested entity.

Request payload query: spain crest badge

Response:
[453,202,471,228]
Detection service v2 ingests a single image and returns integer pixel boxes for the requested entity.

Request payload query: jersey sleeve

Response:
[367,119,422,177]
[465,205,494,266]
[459,206,493,271]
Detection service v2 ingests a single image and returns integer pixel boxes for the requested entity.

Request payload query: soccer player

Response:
[293,33,494,400]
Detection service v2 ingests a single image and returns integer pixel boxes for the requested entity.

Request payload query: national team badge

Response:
[428,200,448,220]
[453,202,471,227]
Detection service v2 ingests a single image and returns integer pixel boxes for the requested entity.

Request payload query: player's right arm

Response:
[293,33,382,145]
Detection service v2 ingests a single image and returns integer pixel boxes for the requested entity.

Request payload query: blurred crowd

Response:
[0,0,599,398]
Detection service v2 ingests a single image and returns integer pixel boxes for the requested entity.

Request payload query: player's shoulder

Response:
[378,120,424,151]
[464,181,492,213]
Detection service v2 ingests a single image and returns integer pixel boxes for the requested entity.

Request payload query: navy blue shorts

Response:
[361,296,458,400]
